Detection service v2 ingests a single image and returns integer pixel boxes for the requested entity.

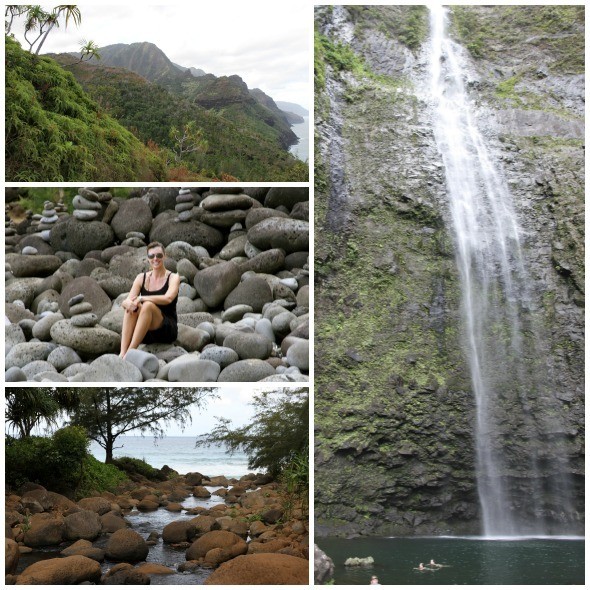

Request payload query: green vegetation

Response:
[5,426,126,499]
[8,186,135,214]
[70,387,215,463]
[197,387,308,479]
[348,5,429,51]
[53,54,307,181]
[451,5,584,73]
[112,456,168,482]
[5,36,166,181]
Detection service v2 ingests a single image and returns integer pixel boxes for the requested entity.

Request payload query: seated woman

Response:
[119,241,180,358]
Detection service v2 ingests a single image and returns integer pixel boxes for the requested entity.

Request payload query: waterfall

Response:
[427,6,574,537]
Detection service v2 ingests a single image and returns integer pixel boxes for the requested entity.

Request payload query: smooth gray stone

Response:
[72,209,99,221]
[217,359,275,382]
[73,195,102,211]
[5,342,53,369]
[5,323,26,355]
[68,294,85,307]
[167,356,220,382]
[70,302,93,315]
[271,311,298,336]
[198,346,239,369]
[285,340,309,372]
[47,346,82,371]
[31,312,65,341]
[70,313,99,328]
[254,318,275,342]
[223,332,273,360]
[221,305,253,323]
[21,360,57,380]
[5,367,27,382]
[21,246,38,255]
[50,321,120,355]
[77,354,143,382]
[124,349,160,381]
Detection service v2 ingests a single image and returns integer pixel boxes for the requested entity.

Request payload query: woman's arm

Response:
[139,273,180,306]
[121,274,143,311]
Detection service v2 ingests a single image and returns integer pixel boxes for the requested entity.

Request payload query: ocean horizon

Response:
[89,435,252,478]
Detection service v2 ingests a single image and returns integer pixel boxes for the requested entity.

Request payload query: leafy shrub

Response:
[5,36,167,181]
[6,426,88,494]
[76,455,128,500]
[112,456,166,482]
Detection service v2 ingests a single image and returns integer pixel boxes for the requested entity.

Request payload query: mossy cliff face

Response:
[314,6,584,537]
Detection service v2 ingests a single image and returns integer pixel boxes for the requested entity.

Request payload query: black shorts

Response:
[142,315,178,345]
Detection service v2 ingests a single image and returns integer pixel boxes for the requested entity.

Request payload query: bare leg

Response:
[127,301,164,352]
[120,309,139,357]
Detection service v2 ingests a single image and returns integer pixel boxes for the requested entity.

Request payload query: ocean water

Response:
[89,436,250,478]
[289,116,310,161]
[318,536,585,585]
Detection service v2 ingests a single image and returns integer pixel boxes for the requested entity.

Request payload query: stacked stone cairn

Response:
[37,201,59,242]
[175,188,195,221]
[5,186,310,383]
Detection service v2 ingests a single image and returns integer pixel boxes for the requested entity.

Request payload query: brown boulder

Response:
[247,538,291,554]
[204,553,309,585]
[60,539,105,562]
[193,486,211,498]
[137,499,159,511]
[100,511,128,533]
[105,528,149,563]
[162,520,195,544]
[64,509,102,541]
[215,517,249,538]
[16,555,101,585]
[77,496,112,515]
[189,515,217,536]
[6,538,19,574]
[185,530,247,566]
[165,502,184,512]
[185,472,204,486]
[23,513,64,547]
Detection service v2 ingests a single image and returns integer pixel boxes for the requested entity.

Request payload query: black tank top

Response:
[140,272,178,321]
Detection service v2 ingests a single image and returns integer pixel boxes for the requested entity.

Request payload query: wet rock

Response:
[185,530,248,565]
[64,510,102,541]
[105,528,149,563]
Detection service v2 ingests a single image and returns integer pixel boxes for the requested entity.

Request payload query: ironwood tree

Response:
[69,387,216,463]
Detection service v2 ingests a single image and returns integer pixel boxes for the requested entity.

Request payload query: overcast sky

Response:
[9,3,311,109]
[24,385,308,438]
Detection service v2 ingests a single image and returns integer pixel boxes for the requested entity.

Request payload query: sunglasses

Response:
[147,253,164,259]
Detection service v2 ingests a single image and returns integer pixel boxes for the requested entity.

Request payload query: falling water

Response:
[427,6,574,536]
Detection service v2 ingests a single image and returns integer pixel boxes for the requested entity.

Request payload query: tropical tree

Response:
[5,5,28,35]
[5,387,80,438]
[35,5,81,54]
[69,387,216,463]
[168,121,209,163]
[196,387,309,478]
[78,38,100,63]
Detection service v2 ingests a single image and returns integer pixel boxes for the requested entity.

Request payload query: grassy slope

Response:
[5,36,166,182]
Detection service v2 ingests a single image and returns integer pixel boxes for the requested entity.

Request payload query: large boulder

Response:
[50,322,120,356]
[223,276,273,312]
[194,261,242,308]
[150,210,224,250]
[217,359,275,382]
[77,497,112,515]
[5,538,19,574]
[185,530,248,566]
[64,510,102,541]
[23,513,65,547]
[105,528,149,563]
[58,277,112,319]
[50,217,114,258]
[263,187,309,211]
[247,218,309,253]
[204,553,309,585]
[6,253,62,277]
[110,198,153,241]
[314,544,335,584]
[16,555,102,585]
[162,520,196,544]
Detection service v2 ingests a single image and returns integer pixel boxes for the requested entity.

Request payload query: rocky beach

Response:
[5,187,309,383]
[6,471,309,585]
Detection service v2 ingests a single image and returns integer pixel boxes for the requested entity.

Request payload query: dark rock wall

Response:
[314,5,584,536]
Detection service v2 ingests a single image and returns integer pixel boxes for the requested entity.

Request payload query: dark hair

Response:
[146,241,165,254]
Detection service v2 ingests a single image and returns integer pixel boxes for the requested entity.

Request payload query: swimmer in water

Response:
[370,575,380,584]
[429,559,443,567]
